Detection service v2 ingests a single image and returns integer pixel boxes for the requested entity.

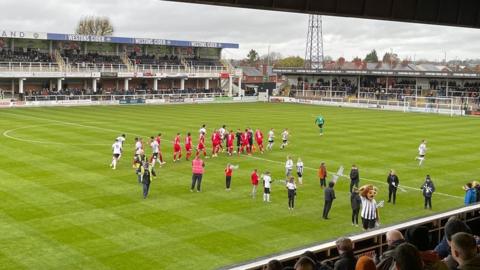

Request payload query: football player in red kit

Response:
[197,132,207,157]
[173,133,182,162]
[155,133,166,165]
[226,130,235,156]
[185,132,193,160]
[240,129,250,154]
[255,129,264,154]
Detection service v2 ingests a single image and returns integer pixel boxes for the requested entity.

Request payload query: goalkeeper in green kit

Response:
[315,115,325,135]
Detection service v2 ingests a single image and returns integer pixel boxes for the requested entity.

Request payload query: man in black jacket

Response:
[387,169,399,204]
[323,181,336,219]
[349,165,359,193]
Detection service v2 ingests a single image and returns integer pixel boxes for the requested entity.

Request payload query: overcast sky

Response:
[2,0,480,61]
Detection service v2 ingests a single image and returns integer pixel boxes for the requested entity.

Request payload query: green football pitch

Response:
[0,103,478,269]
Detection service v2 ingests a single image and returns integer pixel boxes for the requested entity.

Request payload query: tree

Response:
[364,49,378,62]
[76,16,114,36]
[246,49,260,65]
[382,52,399,64]
[275,56,305,68]
[260,51,282,65]
[337,57,346,66]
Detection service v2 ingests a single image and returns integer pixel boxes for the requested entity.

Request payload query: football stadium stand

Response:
[0,29,241,97]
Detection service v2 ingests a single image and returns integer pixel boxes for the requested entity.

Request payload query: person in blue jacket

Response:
[463,182,477,205]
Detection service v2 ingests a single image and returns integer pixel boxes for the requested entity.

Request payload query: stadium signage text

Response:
[0,30,46,40]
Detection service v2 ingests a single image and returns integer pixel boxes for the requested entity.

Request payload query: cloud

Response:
[1,0,480,61]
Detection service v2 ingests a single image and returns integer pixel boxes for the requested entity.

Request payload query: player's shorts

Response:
[283,140,288,144]
[256,140,263,145]
[268,139,274,143]
[236,141,241,146]
[174,145,181,152]
[318,124,323,128]
[185,145,192,151]
[264,187,270,194]
[198,144,205,150]
[419,155,425,158]
[152,152,159,159]
[113,154,120,159]
[297,172,303,177]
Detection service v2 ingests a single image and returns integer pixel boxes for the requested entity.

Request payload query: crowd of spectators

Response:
[24,87,225,97]
[262,218,480,270]
[0,48,53,63]
[62,50,123,65]
[128,52,181,66]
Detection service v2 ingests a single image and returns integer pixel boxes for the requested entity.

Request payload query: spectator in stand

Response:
[393,243,424,270]
[376,230,405,270]
[332,237,356,270]
[355,256,375,270]
[301,251,321,270]
[441,220,473,270]
[450,232,480,270]
[294,256,316,270]
[474,181,480,203]
[263,259,283,270]
[405,225,448,270]
[434,216,462,259]
[463,183,477,205]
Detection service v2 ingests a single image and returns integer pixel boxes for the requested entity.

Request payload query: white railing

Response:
[0,62,61,72]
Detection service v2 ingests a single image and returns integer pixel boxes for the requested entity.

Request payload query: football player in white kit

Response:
[199,124,207,135]
[415,140,427,166]
[219,125,226,152]
[262,171,273,202]
[110,139,122,170]
[115,134,126,159]
[267,128,275,151]
[280,128,289,149]
[150,136,161,168]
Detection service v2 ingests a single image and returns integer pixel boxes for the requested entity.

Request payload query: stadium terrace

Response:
[0,29,240,96]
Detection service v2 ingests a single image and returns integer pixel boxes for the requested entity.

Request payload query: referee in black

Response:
[387,169,399,204]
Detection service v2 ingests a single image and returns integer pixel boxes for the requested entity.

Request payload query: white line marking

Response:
[246,155,463,199]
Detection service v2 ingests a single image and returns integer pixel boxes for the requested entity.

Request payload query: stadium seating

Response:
[0,48,53,63]
[231,204,480,270]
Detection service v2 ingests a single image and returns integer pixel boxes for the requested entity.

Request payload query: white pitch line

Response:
[246,155,463,199]
[3,123,110,146]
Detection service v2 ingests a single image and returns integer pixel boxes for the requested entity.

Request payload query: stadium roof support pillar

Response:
[57,78,64,91]
[205,78,210,90]
[329,76,333,98]
[11,79,15,94]
[18,78,25,94]
[446,78,449,97]
[180,78,186,90]
[229,76,233,97]
[238,76,242,94]
[357,76,361,99]
[124,78,131,91]
[415,78,418,98]
[153,78,159,91]
[92,78,98,93]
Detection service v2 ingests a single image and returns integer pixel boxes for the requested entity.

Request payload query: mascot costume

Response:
[358,184,384,231]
